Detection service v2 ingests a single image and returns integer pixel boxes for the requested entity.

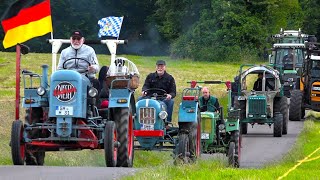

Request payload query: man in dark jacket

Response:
[141,60,176,122]
[253,73,274,91]
[199,87,220,112]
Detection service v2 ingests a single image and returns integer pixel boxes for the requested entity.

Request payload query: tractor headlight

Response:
[218,124,225,130]
[88,87,98,97]
[159,111,168,120]
[36,86,46,96]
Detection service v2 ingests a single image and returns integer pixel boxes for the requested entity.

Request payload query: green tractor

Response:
[235,65,289,137]
[191,80,241,167]
[269,28,313,121]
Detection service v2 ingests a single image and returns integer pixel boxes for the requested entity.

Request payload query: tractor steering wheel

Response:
[62,57,91,74]
[143,88,167,100]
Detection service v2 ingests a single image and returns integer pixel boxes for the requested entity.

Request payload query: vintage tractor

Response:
[269,28,313,121]
[235,65,289,137]
[133,84,201,163]
[192,80,241,167]
[11,39,138,167]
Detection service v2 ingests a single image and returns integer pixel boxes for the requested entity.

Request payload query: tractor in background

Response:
[269,28,313,121]
[299,42,320,112]
[235,65,289,137]
[11,39,138,167]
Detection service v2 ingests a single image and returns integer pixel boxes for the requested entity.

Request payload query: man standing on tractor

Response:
[57,30,100,92]
[199,87,220,112]
[141,60,176,122]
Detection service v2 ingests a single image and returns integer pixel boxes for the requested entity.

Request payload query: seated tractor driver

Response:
[141,60,176,122]
[199,87,220,113]
[57,30,100,95]
[282,49,294,64]
[253,73,274,91]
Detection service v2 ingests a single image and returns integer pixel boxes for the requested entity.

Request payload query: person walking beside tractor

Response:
[199,87,220,113]
[141,60,176,122]
[57,30,100,93]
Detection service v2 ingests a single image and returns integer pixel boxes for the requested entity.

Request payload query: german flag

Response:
[1,0,53,49]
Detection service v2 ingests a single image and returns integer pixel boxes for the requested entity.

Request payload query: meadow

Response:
[0,52,319,179]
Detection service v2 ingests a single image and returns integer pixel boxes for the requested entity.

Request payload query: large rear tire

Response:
[239,101,247,134]
[189,110,201,162]
[114,107,134,167]
[230,130,241,168]
[176,133,190,164]
[289,90,303,121]
[228,142,236,167]
[273,113,283,137]
[11,120,25,165]
[25,108,45,165]
[105,121,117,167]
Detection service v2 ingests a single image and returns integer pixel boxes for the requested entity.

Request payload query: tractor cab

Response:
[236,64,288,137]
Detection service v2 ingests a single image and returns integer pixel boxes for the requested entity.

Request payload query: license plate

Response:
[312,86,320,91]
[56,106,73,116]
[201,133,210,139]
[141,124,154,130]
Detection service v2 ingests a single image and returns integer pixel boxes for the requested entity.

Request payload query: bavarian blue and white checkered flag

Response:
[98,16,124,38]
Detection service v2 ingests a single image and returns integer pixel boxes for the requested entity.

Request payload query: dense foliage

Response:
[0,0,317,61]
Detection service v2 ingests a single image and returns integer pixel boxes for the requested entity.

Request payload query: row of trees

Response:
[0,0,319,61]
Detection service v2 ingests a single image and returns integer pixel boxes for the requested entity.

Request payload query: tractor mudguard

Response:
[108,89,133,108]
[225,119,240,132]
[178,100,199,123]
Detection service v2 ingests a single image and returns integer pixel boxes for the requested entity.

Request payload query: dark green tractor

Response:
[269,28,314,121]
[235,65,289,137]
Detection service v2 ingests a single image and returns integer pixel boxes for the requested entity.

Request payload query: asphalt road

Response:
[0,166,137,180]
[240,120,304,168]
[0,120,304,179]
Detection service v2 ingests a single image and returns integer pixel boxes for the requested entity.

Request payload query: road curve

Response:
[0,166,137,180]
[240,120,304,168]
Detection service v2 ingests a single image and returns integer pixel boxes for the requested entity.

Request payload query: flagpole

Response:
[15,44,21,120]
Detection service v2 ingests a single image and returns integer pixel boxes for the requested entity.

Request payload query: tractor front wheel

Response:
[273,113,283,137]
[228,142,236,167]
[114,107,134,167]
[11,120,25,165]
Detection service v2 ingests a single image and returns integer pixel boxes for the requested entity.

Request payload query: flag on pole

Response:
[1,0,53,49]
[98,16,123,38]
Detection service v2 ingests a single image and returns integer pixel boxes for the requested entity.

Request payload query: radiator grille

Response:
[139,107,156,124]
[248,97,267,115]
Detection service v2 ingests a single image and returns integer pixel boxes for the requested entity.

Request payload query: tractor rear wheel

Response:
[34,152,45,166]
[230,130,241,168]
[25,108,45,165]
[176,133,190,164]
[273,113,283,137]
[239,101,247,134]
[289,90,303,121]
[228,142,236,167]
[11,120,25,165]
[105,121,117,167]
[114,107,134,167]
[189,110,201,162]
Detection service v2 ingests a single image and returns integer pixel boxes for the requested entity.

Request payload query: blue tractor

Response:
[133,83,201,163]
[11,39,138,167]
